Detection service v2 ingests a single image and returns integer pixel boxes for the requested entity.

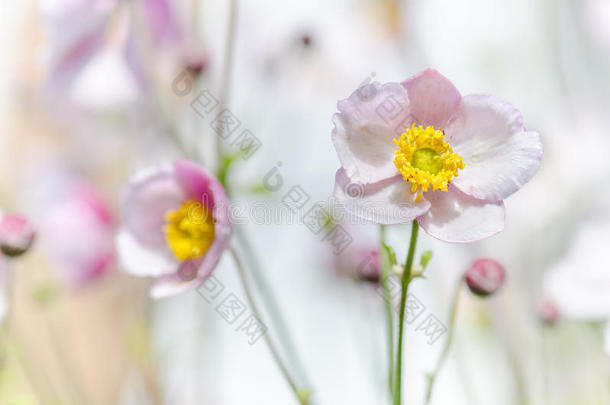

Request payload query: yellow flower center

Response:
[393,123,465,201]
[164,200,215,261]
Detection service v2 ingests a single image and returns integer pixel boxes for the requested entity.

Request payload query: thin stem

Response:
[229,245,310,405]
[379,225,395,398]
[3,261,15,333]
[45,314,93,405]
[233,226,311,387]
[215,0,238,171]
[394,221,419,405]
[424,276,464,405]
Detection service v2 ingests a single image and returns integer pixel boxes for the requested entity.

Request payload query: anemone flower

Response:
[116,159,231,298]
[40,180,115,287]
[332,69,542,242]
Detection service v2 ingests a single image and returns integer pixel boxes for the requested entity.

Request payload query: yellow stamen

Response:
[393,123,465,200]
[164,200,215,261]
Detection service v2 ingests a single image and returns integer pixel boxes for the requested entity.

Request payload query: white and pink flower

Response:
[116,159,231,299]
[332,69,543,242]
[40,179,115,287]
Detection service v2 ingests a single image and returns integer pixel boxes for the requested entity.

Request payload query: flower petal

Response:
[401,69,462,128]
[173,160,232,273]
[173,159,229,220]
[332,82,409,184]
[40,0,117,95]
[149,259,204,299]
[334,168,430,225]
[122,165,186,248]
[447,94,543,201]
[116,229,177,277]
[417,185,505,243]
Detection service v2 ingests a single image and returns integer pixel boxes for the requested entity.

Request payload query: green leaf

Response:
[420,250,433,268]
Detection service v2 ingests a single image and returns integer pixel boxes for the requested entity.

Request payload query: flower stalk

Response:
[229,246,311,405]
[393,221,420,405]
[379,225,395,397]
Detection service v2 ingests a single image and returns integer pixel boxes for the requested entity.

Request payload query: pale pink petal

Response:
[44,202,114,287]
[417,185,505,243]
[123,165,186,248]
[332,82,409,184]
[334,169,430,225]
[401,69,462,128]
[150,274,201,299]
[40,0,118,95]
[142,0,181,43]
[116,229,177,278]
[149,258,205,299]
[446,94,543,201]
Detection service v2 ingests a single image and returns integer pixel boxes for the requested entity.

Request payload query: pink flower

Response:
[41,180,115,287]
[335,246,381,283]
[537,299,560,325]
[465,258,506,297]
[0,214,36,258]
[116,160,231,299]
[332,69,542,242]
[40,0,184,98]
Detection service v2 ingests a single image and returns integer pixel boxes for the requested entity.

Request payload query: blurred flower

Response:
[537,298,560,325]
[0,214,36,258]
[464,258,506,297]
[39,0,190,104]
[117,159,231,299]
[40,179,115,288]
[335,246,381,283]
[543,220,610,320]
[543,218,610,354]
[333,69,542,242]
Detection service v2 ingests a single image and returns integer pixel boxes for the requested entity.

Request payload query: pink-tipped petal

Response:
[123,165,186,248]
[417,185,505,243]
[174,159,212,202]
[332,82,409,184]
[334,169,430,225]
[40,0,117,95]
[401,69,462,128]
[447,94,543,201]
[174,159,231,235]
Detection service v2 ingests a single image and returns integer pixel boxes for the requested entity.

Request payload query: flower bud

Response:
[465,258,505,297]
[355,249,380,283]
[537,298,560,325]
[0,214,36,257]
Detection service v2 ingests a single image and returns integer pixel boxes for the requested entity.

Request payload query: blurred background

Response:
[1,0,610,404]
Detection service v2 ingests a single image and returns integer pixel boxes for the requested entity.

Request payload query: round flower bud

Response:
[356,249,380,283]
[537,298,560,325]
[0,214,36,257]
[465,258,506,297]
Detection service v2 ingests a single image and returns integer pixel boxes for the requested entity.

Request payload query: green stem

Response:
[229,246,311,405]
[380,225,395,398]
[215,0,238,171]
[233,226,311,387]
[393,221,419,405]
[424,276,464,405]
